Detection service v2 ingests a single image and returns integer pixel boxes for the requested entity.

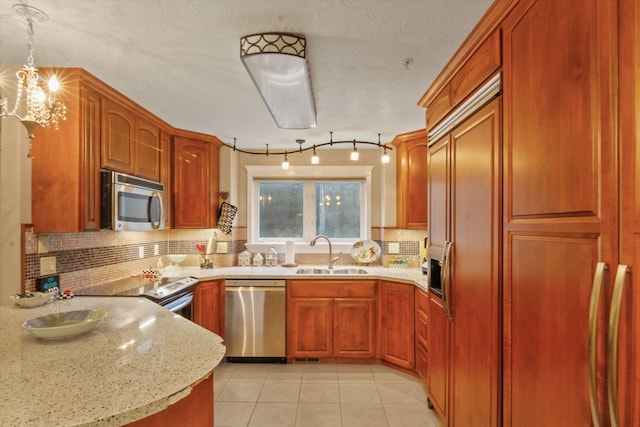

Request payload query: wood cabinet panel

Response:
[193,280,224,337]
[334,298,376,358]
[427,138,449,257]
[415,289,429,350]
[32,70,101,232]
[102,98,135,172]
[428,295,449,420]
[287,280,377,360]
[135,117,161,181]
[618,1,640,424]
[502,0,619,425]
[426,84,451,132]
[393,130,428,229]
[415,341,428,387]
[507,235,597,426]
[449,100,501,427]
[125,373,213,427]
[288,280,376,298]
[101,99,163,181]
[287,298,333,357]
[506,0,604,219]
[172,136,213,228]
[379,281,414,369]
[450,31,501,107]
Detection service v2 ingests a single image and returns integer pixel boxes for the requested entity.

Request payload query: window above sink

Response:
[245,165,373,253]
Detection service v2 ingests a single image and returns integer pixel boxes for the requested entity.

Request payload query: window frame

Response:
[245,165,373,254]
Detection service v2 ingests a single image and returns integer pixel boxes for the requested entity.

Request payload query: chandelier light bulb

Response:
[48,75,59,92]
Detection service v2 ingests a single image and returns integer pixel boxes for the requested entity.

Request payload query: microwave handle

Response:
[151,192,164,230]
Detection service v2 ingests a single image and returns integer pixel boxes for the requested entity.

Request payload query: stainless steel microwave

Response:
[100,171,165,231]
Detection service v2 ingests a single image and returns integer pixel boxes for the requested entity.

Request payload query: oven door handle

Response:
[164,293,194,313]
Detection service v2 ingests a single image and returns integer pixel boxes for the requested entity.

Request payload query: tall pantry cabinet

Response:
[502,0,631,425]
[421,0,638,425]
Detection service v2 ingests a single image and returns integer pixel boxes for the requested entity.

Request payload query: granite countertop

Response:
[168,265,429,292]
[0,297,225,427]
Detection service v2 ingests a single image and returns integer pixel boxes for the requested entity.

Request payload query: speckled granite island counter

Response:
[0,297,225,427]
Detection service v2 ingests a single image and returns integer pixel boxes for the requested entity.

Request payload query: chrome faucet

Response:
[310,234,342,269]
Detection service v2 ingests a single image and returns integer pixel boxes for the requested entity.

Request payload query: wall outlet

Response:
[217,241,228,254]
[40,256,57,275]
[389,242,400,254]
[153,244,159,256]
[37,236,49,254]
[139,246,145,259]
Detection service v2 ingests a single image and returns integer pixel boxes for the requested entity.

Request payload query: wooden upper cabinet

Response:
[420,30,501,132]
[172,132,221,229]
[101,98,162,181]
[31,69,102,233]
[101,98,135,173]
[392,129,428,230]
[135,117,161,182]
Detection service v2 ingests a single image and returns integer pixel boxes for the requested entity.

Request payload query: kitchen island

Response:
[0,297,225,427]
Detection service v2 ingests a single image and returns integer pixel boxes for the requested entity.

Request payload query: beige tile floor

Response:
[214,362,444,427]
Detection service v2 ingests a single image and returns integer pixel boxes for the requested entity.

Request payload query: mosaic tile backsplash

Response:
[24,228,427,293]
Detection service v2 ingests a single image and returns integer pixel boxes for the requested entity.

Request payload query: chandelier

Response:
[224,132,392,169]
[0,4,66,158]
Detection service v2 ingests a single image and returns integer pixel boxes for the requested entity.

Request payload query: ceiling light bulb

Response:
[282,153,289,169]
[311,146,319,164]
[381,146,390,164]
[350,143,359,161]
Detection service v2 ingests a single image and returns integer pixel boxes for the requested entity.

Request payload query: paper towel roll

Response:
[285,240,296,265]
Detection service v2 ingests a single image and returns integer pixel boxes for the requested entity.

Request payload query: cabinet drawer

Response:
[288,280,376,298]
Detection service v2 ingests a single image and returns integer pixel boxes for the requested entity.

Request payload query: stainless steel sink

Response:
[295,268,368,275]
[295,268,332,275]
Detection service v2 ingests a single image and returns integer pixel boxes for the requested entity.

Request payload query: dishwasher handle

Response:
[225,286,285,293]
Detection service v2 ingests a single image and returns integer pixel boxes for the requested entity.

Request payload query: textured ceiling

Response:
[0,0,492,150]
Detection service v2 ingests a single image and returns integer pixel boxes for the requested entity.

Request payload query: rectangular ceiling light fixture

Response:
[240,33,317,129]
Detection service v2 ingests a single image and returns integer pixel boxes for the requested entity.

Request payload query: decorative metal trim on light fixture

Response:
[0,4,66,158]
[223,132,393,166]
[240,32,316,129]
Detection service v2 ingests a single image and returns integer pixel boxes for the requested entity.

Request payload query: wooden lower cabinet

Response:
[287,280,376,359]
[287,297,333,357]
[125,373,213,427]
[334,298,376,358]
[415,288,429,388]
[378,281,414,369]
[193,280,225,338]
[427,295,449,420]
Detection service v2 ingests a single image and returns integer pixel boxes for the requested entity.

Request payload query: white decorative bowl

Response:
[23,309,107,340]
[168,254,187,265]
[10,292,54,308]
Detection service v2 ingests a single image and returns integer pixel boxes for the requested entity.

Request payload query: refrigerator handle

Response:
[607,264,630,427]
[441,241,453,321]
[588,262,607,427]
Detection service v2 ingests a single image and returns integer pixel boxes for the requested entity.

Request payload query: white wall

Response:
[0,64,32,304]
[219,145,397,228]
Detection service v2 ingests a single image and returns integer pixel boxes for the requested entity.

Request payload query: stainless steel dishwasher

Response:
[224,279,286,363]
